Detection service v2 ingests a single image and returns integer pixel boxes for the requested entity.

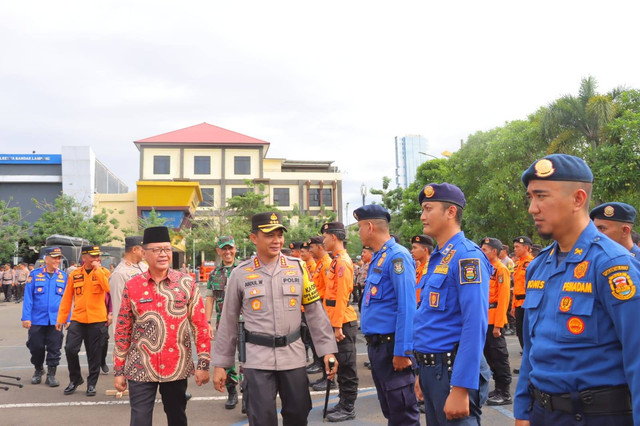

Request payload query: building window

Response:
[231,188,249,198]
[309,188,333,207]
[322,189,333,207]
[273,188,290,207]
[194,156,211,174]
[201,188,214,207]
[234,156,251,175]
[153,156,170,174]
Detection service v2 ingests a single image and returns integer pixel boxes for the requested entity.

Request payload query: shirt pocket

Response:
[35,286,46,296]
[282,284,301,311]
[366,273,383,304]
[91,284,102,294]
[55,284,65,297]
[425,274,448,311]
[244,285,266,315]
[555,294,597,344]
[73,282,84,296]
[522,289,543,330]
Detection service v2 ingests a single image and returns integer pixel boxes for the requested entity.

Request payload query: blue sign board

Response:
[0,154,62,164]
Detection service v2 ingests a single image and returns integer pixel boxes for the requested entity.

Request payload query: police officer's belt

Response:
[515,294,526,300]
[245,328,301,348]
[415,351,456,371]
[489,302,498,309]
[364,333,394,346]
[531,384,632,415]
[325,299,336,307]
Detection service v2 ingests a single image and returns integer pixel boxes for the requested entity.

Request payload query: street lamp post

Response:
[360,183,367,206]
[345,202,350,226]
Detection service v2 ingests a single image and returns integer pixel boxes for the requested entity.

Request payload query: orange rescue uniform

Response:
[488,259,511,328]
[415,260,429,303]
[323,249,357,327]
[57,266,110,324]
[312,253,331,300]
[512,253,534,308]
[305,258,317,277]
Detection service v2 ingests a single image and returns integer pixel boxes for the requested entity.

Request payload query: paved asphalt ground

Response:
[0,291,520,425]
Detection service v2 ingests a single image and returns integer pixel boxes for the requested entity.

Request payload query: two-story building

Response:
[134,122,342,221]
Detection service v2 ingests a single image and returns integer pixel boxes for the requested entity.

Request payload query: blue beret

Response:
[590,202,637,224]
[418,182,466,208]
[521,154,593,187]
[353,204,391,222]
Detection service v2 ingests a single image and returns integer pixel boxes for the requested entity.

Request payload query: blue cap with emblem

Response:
[521,154,593,187]
[590,202,637,224]
[353,204,391,223]
[44,247,63,258]
[418,182,466,208]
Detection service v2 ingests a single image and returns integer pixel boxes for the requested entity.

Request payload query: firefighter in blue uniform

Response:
[515,154,640,426]
[413,182,490,426]
[590,202,640,258]
[354,204,420,425]
[21,247,68,387]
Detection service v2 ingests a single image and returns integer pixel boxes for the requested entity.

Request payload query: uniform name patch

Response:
[573,261,589,279]
[527,280,545,289]
[567,317,585,334]
[609,272,636,301]
[561,282,592,294]
[429,292,439,308]
[244,280,263,287]
[434,265,449,275]
[602,265,630,277]
[393,259,404,274]
[459,259,481,284]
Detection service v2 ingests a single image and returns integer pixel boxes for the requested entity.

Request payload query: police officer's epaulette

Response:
[236,258,256,271]
[460,239,481,251]
[591,235,634,261]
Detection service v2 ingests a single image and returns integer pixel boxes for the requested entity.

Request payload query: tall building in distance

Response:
[395,134,428,188]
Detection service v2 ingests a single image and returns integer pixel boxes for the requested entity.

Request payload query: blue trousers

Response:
[367,340,420,425]
[417,355,490,426]
[529,401,633,426]
[26,324,63,368]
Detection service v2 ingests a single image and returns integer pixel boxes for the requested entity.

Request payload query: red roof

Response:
[134,123,270,145]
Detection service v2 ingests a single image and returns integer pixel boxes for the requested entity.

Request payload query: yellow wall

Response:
[137,181,202,215]
[265,184,299,211]
[142,148,181,180]
[183,148,223,179]
[94,192,139,247]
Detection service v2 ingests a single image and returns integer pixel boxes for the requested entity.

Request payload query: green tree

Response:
[30,194,121,247]
[0,200,29,263]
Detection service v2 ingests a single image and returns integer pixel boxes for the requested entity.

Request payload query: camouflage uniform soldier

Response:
[205,236,242,410]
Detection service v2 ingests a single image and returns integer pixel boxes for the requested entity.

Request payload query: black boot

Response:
[31,366,44,384]
[325,399,344,415]
[326,402,355,422]
[45,366,59,387]
[225,385,238,409]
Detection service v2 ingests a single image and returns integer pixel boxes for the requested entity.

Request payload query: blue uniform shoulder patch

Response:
[459,258,481,284]
[393,258,404,274]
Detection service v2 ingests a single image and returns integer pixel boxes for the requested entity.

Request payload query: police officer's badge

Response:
[424,185,435,198]
[393,259,404,274]
[534,158,555,178]
[573,261,589,280]
[459,259,481,284]
[604,206,615,217]
[559,296,572,312]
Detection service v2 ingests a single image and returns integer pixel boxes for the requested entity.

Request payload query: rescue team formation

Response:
[12,153,640,425]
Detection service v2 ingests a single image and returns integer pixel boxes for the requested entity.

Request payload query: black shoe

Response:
[45,366,59,387]
[63,378,84,395]
[101,364,109,374]
[241,394,246,414]
[185,393,192,401]
[312,380,336,392]
[225,386,238,409]
[488,389,499,398]
[306,363,323,374]
[487,392,512,406]
[31,367,44,385]
[513,368,520,374]
[326,401,344,415]
[364,361,371,370]
[309,376,326,387]
[86,385,97,396]
[326,405,356,422]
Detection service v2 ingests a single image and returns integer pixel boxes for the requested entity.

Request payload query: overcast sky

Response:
[2,1,639,220]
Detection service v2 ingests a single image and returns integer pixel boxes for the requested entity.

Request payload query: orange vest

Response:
[415,259,429,303]
[57,266,110,324]
[513,253,534,308]
[323,250,357,327]
[488,259,511,328]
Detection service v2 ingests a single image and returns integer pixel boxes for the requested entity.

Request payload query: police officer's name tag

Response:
[459,259,481,284]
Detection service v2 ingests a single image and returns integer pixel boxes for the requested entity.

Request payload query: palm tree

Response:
[542,76,619,152]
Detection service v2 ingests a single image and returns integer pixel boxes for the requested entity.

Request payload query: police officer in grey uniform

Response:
[212,212,338,426]
[110,236,147,325]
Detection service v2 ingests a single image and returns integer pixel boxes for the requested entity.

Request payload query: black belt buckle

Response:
[274,335,286,347]
[580,390,594,406]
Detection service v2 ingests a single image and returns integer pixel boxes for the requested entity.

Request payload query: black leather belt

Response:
[531,384,632,415]
[489,302,498,309]
[245,328,301,348]
[415,351,457,372]
[325,299,336,307]
[364,333,394,346]
[343,320,358,328]
[515,294,526,300]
